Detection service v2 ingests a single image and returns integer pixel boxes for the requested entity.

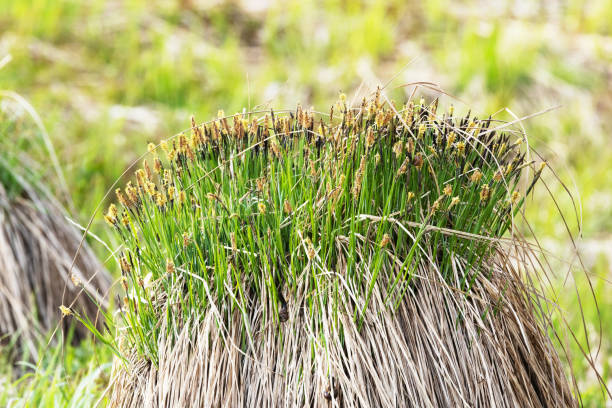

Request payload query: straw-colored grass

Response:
[0,182,110,360]
[95,92,594,406]
[0,98,111,362]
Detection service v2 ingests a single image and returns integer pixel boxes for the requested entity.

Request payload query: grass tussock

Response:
[103,91,580,406]
[0,100,111,362]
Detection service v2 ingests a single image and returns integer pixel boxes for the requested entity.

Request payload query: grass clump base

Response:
[0,102,111,363]
[105,92,576,407]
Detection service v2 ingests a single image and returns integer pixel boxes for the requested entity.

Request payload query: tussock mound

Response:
[0,99,111,360]
[105,93,578,407]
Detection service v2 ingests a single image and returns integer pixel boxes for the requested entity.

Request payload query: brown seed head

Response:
[59,305,72,317]
[166,259,175,274]
[480,184,490,202]
[182,232,191,247]
[511,190,521,205]
[413,153,424,171]
[381,233,391,248]
[393,140,403,158]
[470,170,483,183]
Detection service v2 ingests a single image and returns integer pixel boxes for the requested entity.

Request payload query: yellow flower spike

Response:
[135,169,146,188]
[374,153,381,165]
[352,155,367,198]
[121,214,130,227]
[493,170,503,182]
[375,110,384,128]
[307,241,316,260]
[337,174,346,187]
[182,232,191,247]
[230,232,237,252]
[59,305,72,317]
[393,140,403,158]
[119,256,131,273]
[407,191,415,202]
[443,184,453,196]
[155,191,167,207]
[456,141,466,156]
[166,259,175,274]
[212,122,220,141]
[436,129,443,146]
[105,204,118,226]
[116,188,129,207]
[430,196,444,215]
[164,169,172,185]
[397,157,410,176]
[145,181,156,197]
[258,202,266,214]
[178,190,187,205]
[168,186,176,201]
[470,170,483,183]
[366,127,375,149]
[160,140,168,152]
[256,177,266,193]
[417,123,426,139]
[153,158,162,174]
[449,104,454,116]
[144,160,152,181]
[539,162,547,172]
[148,143,156,153]
[480,184,490,202]
[167,148,177,162]
[178,134,188,153]
[125,182,138,206]
[467,121,476,133]
[374,88,382,109]
[446,132,456,150]
[380,233,391,248]
[270,138,280,157]
[449,196,460,209]
[405,138,414,155]
[511,191,521,205]
[70,274,81,287]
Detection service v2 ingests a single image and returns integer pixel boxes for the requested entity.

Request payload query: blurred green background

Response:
[0,0,610,405]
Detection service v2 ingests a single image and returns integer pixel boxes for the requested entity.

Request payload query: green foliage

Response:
[0,334,111,408]
[101,95,539,365]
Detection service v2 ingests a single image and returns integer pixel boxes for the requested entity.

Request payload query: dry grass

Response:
[0,93,112,361]
[0,180,111,360]
[108,242,574,407]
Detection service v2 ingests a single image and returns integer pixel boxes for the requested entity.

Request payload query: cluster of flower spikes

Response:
[103,92,545,363]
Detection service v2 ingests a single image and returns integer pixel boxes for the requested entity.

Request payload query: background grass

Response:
[0,0,610,405]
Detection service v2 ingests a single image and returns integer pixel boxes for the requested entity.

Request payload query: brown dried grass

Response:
[108,239,574,407]
[0,181,111,360]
